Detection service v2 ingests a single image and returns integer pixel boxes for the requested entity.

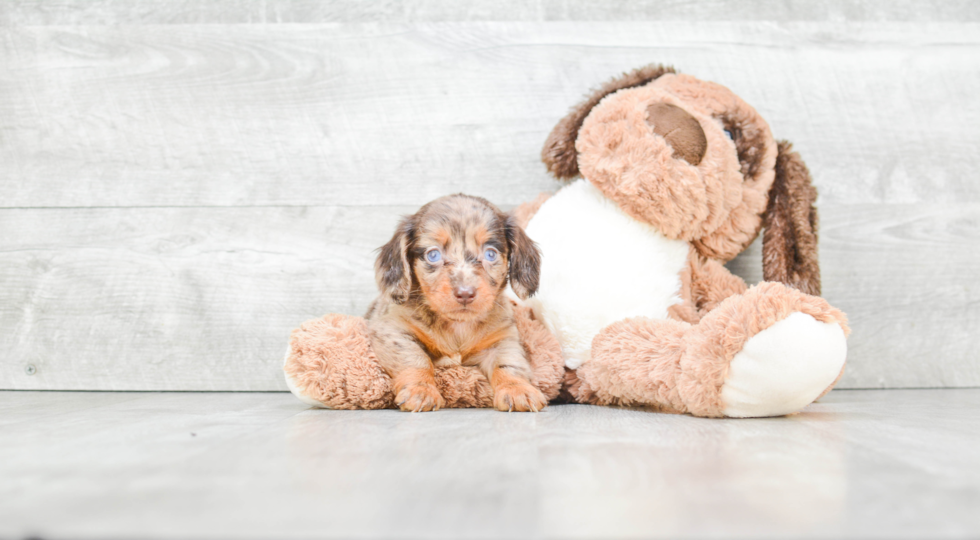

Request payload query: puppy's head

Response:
[375,194,540,320]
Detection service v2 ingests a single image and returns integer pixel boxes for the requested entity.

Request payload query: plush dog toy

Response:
[284,64,849,417]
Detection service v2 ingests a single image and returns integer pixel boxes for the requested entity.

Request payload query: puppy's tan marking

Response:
[433,228,452,248]
[402,320,443,358]
[473,225,490,248]
[401,320,486,358]
[459,327,512,359]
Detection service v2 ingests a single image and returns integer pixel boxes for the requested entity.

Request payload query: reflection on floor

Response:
[2,389,978,539]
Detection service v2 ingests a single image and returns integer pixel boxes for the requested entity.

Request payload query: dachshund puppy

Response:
[366,194,545,412]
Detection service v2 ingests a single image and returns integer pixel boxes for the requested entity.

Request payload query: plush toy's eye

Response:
[483,247,499,262]
[724,129,735,140]
[425,248,442,263]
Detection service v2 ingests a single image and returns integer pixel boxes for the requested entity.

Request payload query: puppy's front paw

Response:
[395,383,446,412]
[493,379,547,412]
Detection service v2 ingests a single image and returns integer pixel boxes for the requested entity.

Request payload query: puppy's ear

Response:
[375,215,416,303]
[505,216,541,299]
[542,64,676,180]
[762,141,821,296]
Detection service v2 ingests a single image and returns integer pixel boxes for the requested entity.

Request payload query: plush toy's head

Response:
[542,65,821,295]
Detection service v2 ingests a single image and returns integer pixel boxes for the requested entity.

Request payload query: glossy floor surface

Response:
[2,389,978,539]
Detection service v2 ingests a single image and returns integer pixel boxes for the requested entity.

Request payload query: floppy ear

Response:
[375,215,416,303]
[762,141,821,296]
[542,64,676,180]
[505,216,541,299]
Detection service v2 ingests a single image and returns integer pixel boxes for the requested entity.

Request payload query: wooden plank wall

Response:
[2,1,978,390]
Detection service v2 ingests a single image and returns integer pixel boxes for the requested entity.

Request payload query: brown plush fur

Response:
[284,314,392,410]
[284,300,564,410]
[764,141,821,296]
[668,246,751,325]
[368,194,546,412]
[677,282,849,417]
[512,301,565,400]
[580,282,849,416]
[511,192,552,230]
[574,317,691,412]
[542,64,675,179]
[573,74,778,262]
[645,102,707,165]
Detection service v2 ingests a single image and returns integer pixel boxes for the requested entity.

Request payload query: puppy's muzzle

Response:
[454,285,476,305]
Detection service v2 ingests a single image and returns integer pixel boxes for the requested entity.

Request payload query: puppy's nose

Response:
[454,286,476,305]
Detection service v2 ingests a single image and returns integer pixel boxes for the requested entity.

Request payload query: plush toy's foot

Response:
[718,311,846,417]
[682,282,849,417]
[284,363,329,408]
[283,314,394,410]
[582,282,849,418]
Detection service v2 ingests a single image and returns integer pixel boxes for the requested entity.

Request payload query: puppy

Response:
[366,194,546,412]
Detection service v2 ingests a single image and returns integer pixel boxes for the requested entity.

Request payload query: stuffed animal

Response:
[284,64,849,417]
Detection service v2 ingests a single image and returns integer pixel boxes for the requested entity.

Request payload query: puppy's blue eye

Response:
[484,248,498,262]
[425,249,442,263]
[724,129,735,140]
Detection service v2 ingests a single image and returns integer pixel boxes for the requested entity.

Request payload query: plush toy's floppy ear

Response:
[505,215,541,299]
[375,215,416,304]
[762,141,821,296]
[542,64,676,179]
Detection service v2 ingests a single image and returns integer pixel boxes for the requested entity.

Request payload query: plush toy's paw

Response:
[492,377,548,412]
[720,311,847,418]
[678,282,850,418]
[395,382,446,412]
[284,352,330,408]
[283,314,393,410]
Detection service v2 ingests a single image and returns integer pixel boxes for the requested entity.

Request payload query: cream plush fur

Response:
[720,312,847,417]
[523,179,689,369]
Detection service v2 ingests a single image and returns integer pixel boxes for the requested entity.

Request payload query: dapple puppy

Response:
[367,194,545,412]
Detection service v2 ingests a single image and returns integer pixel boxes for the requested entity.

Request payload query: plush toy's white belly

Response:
[523,179,690,369]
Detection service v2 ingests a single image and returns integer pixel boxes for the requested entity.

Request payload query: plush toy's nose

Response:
[645,102,707,166]
[454,286,476,305]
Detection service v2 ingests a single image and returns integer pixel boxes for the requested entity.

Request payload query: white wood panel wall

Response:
[2,2,978,390]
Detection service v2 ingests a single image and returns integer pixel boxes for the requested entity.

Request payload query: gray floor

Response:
[2,390,978,539]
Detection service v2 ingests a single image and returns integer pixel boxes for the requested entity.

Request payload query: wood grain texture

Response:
[3,0,979,25]
[2,203,978,390]
[2,390,979,538]
[728,204,980,389]
[1,22,978,208]
[0,206,405,390]
[2,11,978,390]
